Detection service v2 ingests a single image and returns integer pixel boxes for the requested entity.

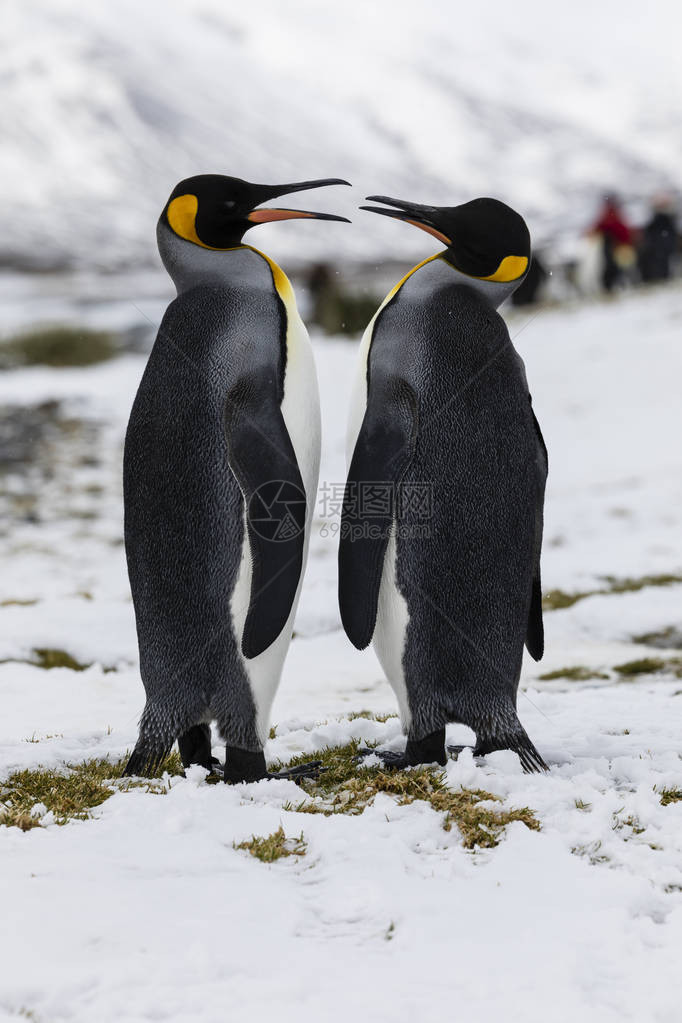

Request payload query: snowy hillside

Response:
[1,285,682,1019]
[2,0,682,269]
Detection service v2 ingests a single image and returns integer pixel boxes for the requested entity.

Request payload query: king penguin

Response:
[339,195,548,772]
[124,173,349,783]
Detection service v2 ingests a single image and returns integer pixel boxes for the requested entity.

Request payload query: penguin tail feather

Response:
[525,577,544,662]
[122,743,172,778]
[474,724,548,774]
[509,733,548,774]
[123,701,182,777]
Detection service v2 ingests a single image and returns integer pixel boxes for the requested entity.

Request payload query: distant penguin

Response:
[339,195,548,772]
[124,173,349,783]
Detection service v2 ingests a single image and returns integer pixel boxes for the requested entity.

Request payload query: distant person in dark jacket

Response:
[638,195,677,282]
[590,195,635,292]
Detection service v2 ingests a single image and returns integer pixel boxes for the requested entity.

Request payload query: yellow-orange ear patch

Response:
[166,194,227,250]
[167,194,202,245]
[480,255,528,282]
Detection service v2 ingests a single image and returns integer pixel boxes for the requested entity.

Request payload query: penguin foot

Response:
[187,756,222,778]
[178,724,216,773]
[356,729,447,770]
[267,762,325,782]
[222,745,323,785]
[355,748,413,769]
[446,744,470,759]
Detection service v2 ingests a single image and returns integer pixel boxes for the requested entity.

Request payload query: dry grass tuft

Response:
[0,326,117,368]
[344,710,399,723]
[234,825,307,862]
[604,573,682,594]
[539,665,609,681]
[614,657,682,679]
[659,788,682,807]
[543,574,682,613]
[32,648,91,671]
[542,589,589,610]
[0,753,183,831]
[277,740,539,849]
[632,626,682,650]
[0,648,119,673]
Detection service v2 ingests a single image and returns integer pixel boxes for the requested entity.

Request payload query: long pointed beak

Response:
[263,177,351,199]
[247,177,351,225]
[247,208,350,224]
[359,195,451,246]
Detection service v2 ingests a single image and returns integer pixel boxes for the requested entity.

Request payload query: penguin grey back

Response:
[124,270,287,753]
[339,256,547,765]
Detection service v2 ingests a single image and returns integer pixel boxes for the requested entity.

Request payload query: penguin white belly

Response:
[373,523,412,729]
[346,316,374,461]
[346,315,412,730]
[346,256,444,461]
[230,295,321,743]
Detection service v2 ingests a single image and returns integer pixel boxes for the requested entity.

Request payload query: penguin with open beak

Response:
[340,195,548,772]
[124,174,349,783]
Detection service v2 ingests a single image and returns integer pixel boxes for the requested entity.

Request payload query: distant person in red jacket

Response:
[590,195,635,292]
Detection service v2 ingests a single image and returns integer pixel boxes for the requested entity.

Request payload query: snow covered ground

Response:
[1,281,682,1021]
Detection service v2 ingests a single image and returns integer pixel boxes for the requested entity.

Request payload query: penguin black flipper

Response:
[225,375,307,660]
[525,402,548,662]
[339,375,418,649]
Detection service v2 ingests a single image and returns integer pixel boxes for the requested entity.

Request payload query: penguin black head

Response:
[360,195,530,284]
[160,174,351,250]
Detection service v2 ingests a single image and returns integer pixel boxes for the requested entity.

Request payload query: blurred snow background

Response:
[1,0,681,269]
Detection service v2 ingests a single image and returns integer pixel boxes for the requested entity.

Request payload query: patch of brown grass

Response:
[659,788,682,807]
[539,665,609,681]
[278,741,540,849]
[0,753,183,831]
[614,657,682,679]
[543,574,682,612]
[234,825,307,862]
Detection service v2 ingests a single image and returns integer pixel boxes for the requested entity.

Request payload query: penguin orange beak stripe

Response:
[360,197,452,246]
[248,209,315,223]
[405,219,452,246]
[247,209,350,224]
